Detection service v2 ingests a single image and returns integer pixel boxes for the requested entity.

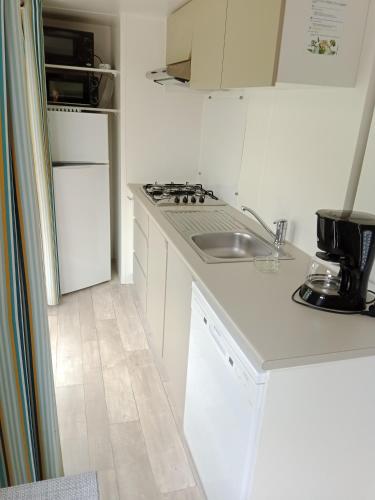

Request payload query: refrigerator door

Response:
[53,163,111,294]
[48,111,109,164]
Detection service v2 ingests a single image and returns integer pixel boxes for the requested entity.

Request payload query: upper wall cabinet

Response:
[167,0,371,90]
[166,0,196,65]
[167,0,284,90]
[221,0,284,88]
[190,0,228,89]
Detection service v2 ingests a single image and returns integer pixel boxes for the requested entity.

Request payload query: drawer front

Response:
[133,255,147,313]
[134,220,148,276]
[134,199,149,238]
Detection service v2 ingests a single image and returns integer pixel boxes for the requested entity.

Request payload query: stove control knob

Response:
[174,196,180,204]
[199,195,205,203]
[182,195,189,204]
[191,196,197,204]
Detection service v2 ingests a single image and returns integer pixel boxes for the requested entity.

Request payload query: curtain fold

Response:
[23,0,60,306]
[0,0,63,487]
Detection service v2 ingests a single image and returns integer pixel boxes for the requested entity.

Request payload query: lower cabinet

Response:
[163,244,193,422]
[146,220,167,361]
[133,214,193,421]
[133,255,147,312]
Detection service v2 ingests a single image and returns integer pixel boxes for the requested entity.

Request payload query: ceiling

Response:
[43,0,188,16]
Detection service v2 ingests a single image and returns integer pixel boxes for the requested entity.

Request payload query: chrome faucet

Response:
[241,205,288,247]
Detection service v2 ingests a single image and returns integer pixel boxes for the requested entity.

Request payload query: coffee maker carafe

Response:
[299,210,375,312]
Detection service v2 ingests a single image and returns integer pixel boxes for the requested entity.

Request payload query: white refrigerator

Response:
[48,111,111,294]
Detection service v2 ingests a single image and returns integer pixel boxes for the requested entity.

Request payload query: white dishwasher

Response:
[184,284,266,500]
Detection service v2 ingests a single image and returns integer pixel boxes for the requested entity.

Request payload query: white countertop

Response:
[129,184,375,371]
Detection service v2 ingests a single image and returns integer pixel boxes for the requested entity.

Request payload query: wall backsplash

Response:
[238,86,364,255]
[197,93,248,207]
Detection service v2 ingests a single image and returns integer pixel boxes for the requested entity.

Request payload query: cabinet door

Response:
[133,220,148,276]
[133,255,147,313]
[190,0,227,90]
[146,221,167,361]
[221,0,285,88]
[163,245,192,422]
[167,1,195,65]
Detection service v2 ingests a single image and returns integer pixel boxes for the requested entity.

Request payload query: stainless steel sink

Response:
[163,209,292,264]
[190,231,288,263]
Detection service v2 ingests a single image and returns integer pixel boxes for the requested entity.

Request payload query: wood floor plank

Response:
[130,363,195,493]
[103,361,138,424]
[87,429,114,471]
[110,422,161,500]
[162,486,205,500]
[112,285,148,352]
[84,370,114,471]
[60,434,90,476]
[55,293,83,387]
[77,288,97,341]
[55,385,87,442]
[98,469,120,500]
[55,385,90,476]
[92,282,116,321]
[96,319,126,369]
[126,349,154,372]
[55,351,83,387]
[82,339,101,370]
[55,385,86,420]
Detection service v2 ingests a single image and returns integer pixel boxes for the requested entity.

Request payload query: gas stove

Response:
[143,183,226,206]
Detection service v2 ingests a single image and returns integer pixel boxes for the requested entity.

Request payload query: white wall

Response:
[198,93,248,206]
[120,13,204,282]
[199,1,375,257]
[238,85,365,254]
[122,14,204,184]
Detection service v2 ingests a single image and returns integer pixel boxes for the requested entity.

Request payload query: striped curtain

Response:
[0,0,63,488]
[22,0,60,306]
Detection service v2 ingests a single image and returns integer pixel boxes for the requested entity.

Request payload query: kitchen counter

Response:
[129,184,375,371]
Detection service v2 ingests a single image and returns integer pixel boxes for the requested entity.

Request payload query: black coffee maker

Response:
[299,209,375,312]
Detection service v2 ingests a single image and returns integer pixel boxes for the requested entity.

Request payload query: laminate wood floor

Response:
[48,279,205,500]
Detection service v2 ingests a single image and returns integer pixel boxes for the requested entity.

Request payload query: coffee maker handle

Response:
[339,262,351,295]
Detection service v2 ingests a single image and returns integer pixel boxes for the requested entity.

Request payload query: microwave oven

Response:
[43,26,94,68]
[46,70,99,107]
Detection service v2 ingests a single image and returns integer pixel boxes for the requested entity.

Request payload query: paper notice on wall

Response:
[307,0,349,56]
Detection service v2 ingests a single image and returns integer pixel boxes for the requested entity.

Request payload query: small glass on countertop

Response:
[254,254,280,273]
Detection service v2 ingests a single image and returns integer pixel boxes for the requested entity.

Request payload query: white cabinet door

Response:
[163,245,193,422]
[48,111,109,163]
[133,254,147,313]
[167,1,195,65]
[190,0,227,90]
[146,221,167,361]
[133,220,148,276]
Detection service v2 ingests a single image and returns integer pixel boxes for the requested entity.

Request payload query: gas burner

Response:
[142,182,226,207]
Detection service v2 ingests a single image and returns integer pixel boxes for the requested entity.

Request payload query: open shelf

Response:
[45,63,120,77]
[47,105,119,114]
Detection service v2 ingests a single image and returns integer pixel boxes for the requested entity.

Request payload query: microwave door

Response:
[43,27,94,67]
[46,70,99,107]
[47,75,88,106]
